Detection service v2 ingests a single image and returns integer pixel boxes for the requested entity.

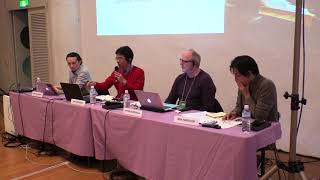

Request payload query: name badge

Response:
[123,107,142,117]
[32,91,43,98]
[174,115,199,126]
[178,100,186,109]
[71,99,86,106]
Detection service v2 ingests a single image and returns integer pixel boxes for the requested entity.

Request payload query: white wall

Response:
[77,1,320,157]
[47,0,81,85]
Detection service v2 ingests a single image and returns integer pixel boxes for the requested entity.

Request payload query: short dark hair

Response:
[66,52,82,65]
[116,46,134,64]
[230,55,259,76]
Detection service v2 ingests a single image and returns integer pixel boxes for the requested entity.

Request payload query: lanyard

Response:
[181,74,196,103]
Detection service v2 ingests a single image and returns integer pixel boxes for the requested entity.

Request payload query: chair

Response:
[257,144,272,176]
[257,112,281,177]
[210,98,223,113]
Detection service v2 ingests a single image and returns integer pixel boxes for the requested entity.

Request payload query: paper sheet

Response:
[96,95,114,101]
[180,111,242,129]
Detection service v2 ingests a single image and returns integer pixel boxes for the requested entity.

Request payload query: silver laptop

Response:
[134,90,176,112]
[38,83,58,96]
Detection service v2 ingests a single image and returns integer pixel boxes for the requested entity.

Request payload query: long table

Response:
[10,92,95,156]
[11,92,281,180]
[91,108,281,180]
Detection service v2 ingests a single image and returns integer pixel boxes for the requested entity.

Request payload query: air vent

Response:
[28,8,49,85]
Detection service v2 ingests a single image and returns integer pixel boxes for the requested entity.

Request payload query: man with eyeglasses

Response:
[165,49,218,112]
[87,46,144,100]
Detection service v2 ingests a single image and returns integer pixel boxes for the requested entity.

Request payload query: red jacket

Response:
[94,66,144,100]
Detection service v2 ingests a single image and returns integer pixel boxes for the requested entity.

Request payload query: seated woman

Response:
[87,46,144,101]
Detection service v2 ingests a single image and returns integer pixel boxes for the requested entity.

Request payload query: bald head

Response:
[181,50,193,61]
[181,49,201,68]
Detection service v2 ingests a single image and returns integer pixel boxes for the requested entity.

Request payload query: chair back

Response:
[210,98,223,113]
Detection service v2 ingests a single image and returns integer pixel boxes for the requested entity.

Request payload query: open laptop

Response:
[38,83,58,96]
[60,82,90,103]
[134,90,177,112]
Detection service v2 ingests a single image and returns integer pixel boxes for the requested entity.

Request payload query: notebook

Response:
[60,82,90,103]
[38,83,58,96]
[134,90,176,112]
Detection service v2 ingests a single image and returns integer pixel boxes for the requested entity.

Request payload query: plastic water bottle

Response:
[123,90,130,108]
[36,77,41,92]
[89,86,96,104]
[242,105,252,132]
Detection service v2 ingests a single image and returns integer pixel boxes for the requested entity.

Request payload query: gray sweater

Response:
[69,64,92,94]
[232,74,278,122]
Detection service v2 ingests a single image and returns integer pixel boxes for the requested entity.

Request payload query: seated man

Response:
[87,46,144,100]
[165,49,217,111]
[66,52,92,94]
[224,55,278,122]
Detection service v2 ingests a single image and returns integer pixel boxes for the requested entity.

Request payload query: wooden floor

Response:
[0,101,319,180]
[0,141,108,180]
[0,98,107,180]
[263,150,320,180]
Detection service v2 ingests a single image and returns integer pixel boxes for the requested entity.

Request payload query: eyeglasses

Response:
[115,56,125,60]
[179,59,193,63]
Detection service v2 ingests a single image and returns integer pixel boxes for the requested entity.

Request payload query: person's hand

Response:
[236,79,250,97]
[223,112,237,120]
[114,72,127,85]
[87,81,96,87]
[53,86,63,94]
[54,86,61,90]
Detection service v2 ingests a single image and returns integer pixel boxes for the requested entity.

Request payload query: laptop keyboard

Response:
[163,103,177,110]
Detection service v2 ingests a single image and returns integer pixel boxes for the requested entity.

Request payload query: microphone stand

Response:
[260,0,308,179]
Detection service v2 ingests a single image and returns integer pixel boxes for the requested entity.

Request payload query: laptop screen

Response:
[60,82,89,102]
[38,83,58,96]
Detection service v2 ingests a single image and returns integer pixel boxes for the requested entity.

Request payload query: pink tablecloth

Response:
[91,108,281,180]
[10,92,281,180]
[10,92,95,156]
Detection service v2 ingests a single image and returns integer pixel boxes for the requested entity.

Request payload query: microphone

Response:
[114,66,119,82]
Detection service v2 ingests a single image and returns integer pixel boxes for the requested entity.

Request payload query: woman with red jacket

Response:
[87,46,144,100]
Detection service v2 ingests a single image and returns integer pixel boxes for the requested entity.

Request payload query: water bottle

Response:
[123,90,130,108]
[89,86,96,104]
[36,77,41,92]
[242,105,252,132]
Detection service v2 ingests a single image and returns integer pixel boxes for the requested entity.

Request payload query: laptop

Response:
[60,82,90,103]
[38,83,58,96]
[134,90,177,112]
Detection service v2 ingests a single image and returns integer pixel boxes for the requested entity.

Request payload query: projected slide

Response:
[96,0,225,35]
[259,0,316,25]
